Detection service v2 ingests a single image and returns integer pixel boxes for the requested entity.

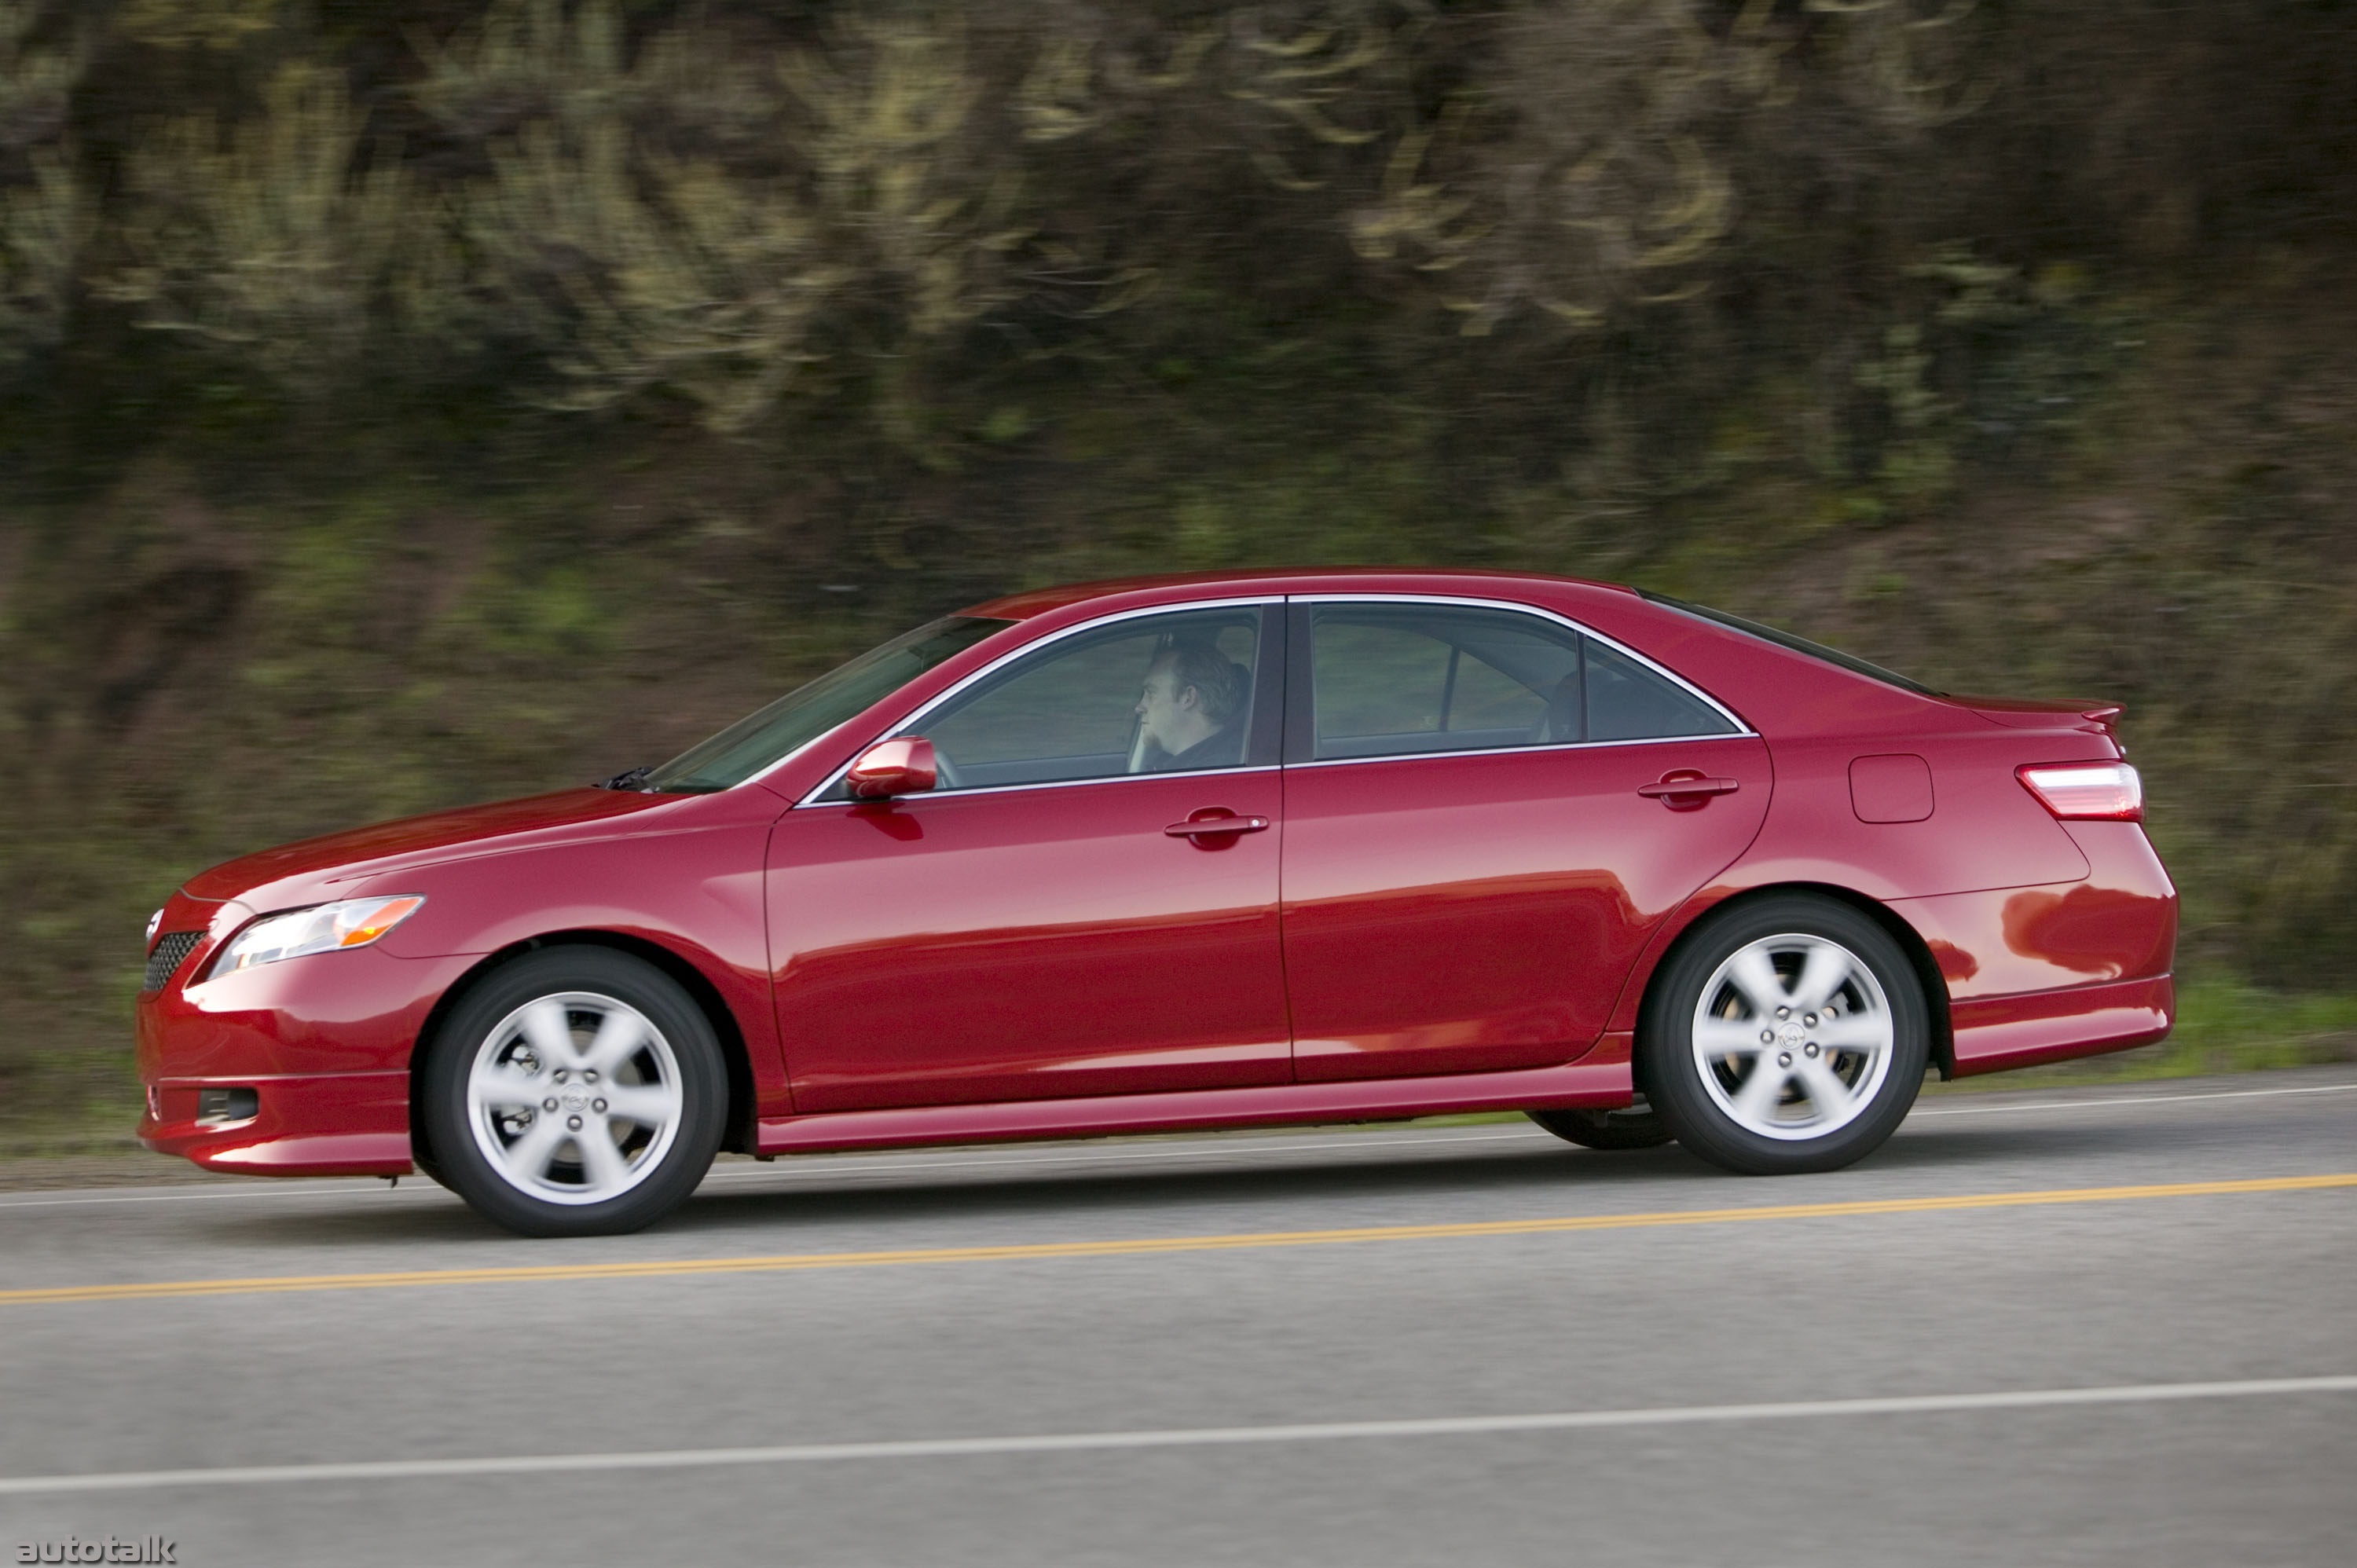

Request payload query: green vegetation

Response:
[3,2,2355,1145]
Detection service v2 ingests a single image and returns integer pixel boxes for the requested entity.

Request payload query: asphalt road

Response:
[3,1067,2353,1568]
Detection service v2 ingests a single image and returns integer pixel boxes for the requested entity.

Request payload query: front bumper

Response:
[136,933,477,1178]
[141,1071,414,1175]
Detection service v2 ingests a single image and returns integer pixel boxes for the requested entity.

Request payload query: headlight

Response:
[205,896,427,980]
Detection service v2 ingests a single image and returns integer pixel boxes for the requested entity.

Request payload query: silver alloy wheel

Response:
[465,991,684,1206]
[1690,932,1895,1141]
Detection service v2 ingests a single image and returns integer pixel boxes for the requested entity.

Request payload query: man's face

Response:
[1135,663,1198,753]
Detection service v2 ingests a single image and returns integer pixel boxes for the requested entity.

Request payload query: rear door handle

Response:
[1637,776,1740,799]
[1164,814,1272,837]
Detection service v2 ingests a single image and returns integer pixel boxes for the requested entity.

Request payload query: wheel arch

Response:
[1629,882,1956,1083]
[407,929,761,1177]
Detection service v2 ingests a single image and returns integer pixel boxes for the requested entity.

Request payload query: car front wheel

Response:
[1640,896,1928,1175]
[420,947,727,1236]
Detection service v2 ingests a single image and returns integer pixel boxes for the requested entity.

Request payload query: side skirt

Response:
[755,1049,1633,1157]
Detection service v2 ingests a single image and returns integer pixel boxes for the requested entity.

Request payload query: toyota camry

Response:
[136,570,2176,1235]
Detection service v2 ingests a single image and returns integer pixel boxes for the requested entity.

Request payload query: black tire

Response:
[1639,894,1928,1175]
[409,1138,449,1190]
[1527,1103,1675,1150]
[419,947,728,1236]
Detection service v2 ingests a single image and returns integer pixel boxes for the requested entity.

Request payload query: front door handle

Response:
[1164,813,1272,837]
[1637,775,1740,807]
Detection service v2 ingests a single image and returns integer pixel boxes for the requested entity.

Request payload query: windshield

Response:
[1640,592,1943,698]
[644,617,1011,793]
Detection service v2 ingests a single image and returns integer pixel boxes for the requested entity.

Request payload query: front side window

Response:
[863,606,1266,794]
[1307,602,1736,762]
[646,617,1009,793]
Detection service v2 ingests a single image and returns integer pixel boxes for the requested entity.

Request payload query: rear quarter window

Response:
[1585,638,1741,742]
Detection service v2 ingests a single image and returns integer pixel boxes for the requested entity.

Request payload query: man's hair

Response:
[1153,641,1248,726]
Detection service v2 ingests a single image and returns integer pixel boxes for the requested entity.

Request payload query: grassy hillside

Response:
[2,2,2353,1146]
[6,251,2354,1148]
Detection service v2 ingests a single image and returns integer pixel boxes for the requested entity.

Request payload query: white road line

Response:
[5,1079,2348,1210]
[1910,1082,2357,1117]
[5,1375,2350,1497]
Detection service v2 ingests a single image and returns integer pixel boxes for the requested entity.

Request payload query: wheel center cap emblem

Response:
[1776,1022,1808,1050]
[561,1090,590,1112]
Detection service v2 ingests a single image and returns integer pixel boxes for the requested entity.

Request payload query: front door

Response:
[768,603,1291,1112]
[1279,599,1772,1082]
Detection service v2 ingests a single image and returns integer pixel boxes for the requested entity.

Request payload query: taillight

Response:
[2018,762,2143,821]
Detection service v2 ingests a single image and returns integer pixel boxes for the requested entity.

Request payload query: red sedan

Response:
[136,570,2176,1236]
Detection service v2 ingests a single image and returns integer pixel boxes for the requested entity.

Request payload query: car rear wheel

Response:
[1640,896,1927,1175]
[1527,1101,1675,1150]
[420,947,727,1236]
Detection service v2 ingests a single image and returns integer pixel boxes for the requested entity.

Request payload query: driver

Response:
[1135,643,1248,771]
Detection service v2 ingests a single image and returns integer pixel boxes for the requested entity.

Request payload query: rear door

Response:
[1278,598,1771,1082]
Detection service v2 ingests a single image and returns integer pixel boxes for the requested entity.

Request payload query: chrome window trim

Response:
[790,595,1285,808]
[1288,734,1755,771]
[1289,591,1755,755]
[796,762,1282,810]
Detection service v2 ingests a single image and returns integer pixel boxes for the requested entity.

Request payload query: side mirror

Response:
[846,737,938,800]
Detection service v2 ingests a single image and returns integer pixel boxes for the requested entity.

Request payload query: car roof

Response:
[952,567,1996,747]
[962,567,1633,620]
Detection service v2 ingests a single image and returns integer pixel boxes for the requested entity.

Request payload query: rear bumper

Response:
[1948,973,2175,1077]
[1890,818,2177,1076]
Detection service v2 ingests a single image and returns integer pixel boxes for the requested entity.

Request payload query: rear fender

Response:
[1605,881,1958,1078]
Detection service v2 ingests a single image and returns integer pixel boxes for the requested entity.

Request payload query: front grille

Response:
[144,931,203,992]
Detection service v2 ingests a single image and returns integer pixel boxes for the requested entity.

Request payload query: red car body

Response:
[136,570,2176,1178]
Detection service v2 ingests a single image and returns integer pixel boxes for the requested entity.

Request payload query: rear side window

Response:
[1304,603,1736,761]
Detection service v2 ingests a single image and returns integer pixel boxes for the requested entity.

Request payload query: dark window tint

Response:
[1585,638,1739,741]
[878,607,1261,793]
[1639,591,1941,697]
[1308,605,1582,760]
[1308,601,1738,760]
[647,616,1008,792]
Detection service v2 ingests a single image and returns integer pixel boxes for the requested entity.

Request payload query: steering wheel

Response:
[928,746,964,790]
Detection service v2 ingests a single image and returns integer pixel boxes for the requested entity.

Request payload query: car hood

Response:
[182,789,685,903]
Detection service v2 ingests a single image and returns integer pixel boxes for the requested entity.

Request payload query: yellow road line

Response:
[7,1173,2352,1309]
